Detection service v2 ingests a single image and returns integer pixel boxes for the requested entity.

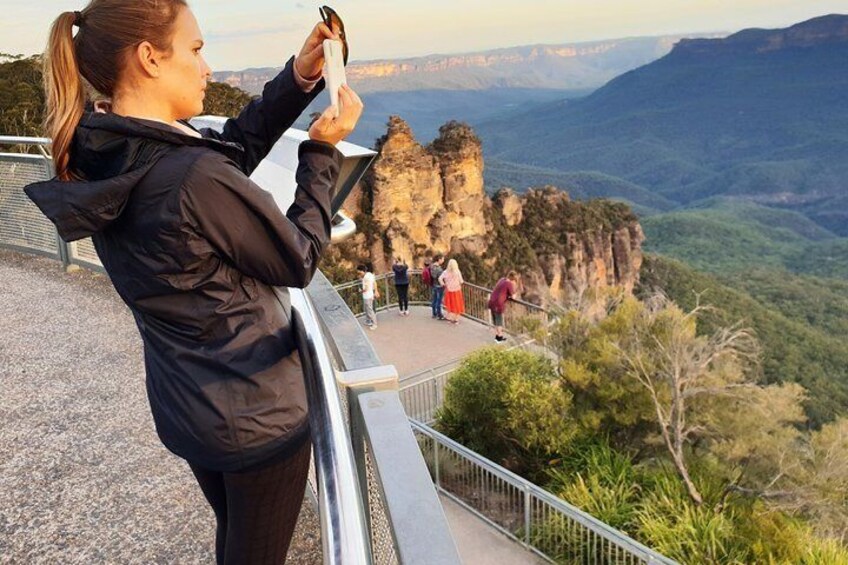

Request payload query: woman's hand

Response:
[309,84,363,146]
[295,22,341,80]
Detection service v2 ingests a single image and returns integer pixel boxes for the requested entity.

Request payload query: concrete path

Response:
[440,495,546,565]
[362,305,506,378]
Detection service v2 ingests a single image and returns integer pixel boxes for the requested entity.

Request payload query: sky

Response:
[3,0,847,71]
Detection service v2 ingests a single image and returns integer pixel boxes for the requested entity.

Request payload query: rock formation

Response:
[332,117,644,306]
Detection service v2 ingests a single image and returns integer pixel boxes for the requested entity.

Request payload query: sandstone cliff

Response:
[330,117,644,305]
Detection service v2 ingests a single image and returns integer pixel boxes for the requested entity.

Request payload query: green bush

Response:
[436,348,575,473]
[634,471,750,564]
[547,441,641,532]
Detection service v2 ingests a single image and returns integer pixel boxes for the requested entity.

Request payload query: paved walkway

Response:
[361,305,506,378]
[440,495,546,565]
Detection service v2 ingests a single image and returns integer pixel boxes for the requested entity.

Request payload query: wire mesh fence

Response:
[413,422,677,565]
[0,153,59,257]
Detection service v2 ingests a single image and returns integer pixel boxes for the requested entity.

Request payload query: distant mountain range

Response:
[212,34,719,146]
[214,35,716,94]
[477,14,848,234]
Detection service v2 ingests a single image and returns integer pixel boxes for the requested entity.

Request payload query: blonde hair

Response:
[446,259,460,273]
[44,0,187,180]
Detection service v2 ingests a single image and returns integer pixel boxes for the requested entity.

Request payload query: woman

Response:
[392,256,410,316]
[438,258,465,324]
[24,2,363,563]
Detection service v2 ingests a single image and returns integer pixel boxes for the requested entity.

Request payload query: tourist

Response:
[429,254,446,320]
[422,258,433,310]
[358,263,379,330]
[25,3,363,563]
[488,271,519,342]
[439,259,465,325]
[392,257,410,316]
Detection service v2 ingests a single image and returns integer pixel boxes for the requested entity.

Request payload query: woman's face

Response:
[158,7,212,120]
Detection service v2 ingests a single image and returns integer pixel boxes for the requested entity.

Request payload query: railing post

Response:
[57,236,71,271]
[336,364,400,546]
[433,436,440,489]
[384,276,391,311]
[430,379,439,424]
[524,484,532,548]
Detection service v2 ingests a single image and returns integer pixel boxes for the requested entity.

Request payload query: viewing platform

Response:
[2,133,675,564]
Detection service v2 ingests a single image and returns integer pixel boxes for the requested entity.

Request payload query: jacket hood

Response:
[24,111,244,242]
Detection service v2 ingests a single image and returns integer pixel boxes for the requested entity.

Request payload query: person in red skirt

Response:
[438,259,465,324]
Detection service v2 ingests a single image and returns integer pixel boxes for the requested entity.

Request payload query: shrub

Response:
[436,348,575,473]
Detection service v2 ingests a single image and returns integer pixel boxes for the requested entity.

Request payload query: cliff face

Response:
[335,117,644,305]
[342,117,491,274]
[489,187,644,304]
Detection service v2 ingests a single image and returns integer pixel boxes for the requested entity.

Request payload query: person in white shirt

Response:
[357,263,379,330]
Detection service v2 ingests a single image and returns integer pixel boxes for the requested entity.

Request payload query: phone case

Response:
[323,39,347,118]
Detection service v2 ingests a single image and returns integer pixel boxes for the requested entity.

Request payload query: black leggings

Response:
[188,439,312,565]
[396,284,409,311]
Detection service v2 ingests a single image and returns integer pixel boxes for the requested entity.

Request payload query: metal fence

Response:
[413,422,677,565]
[399,368,453,424]
[0,148,59,259]
[334,270,551,335]
[0,137,106,272]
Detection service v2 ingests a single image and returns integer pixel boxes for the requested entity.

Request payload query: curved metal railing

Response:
[290,287,373,563]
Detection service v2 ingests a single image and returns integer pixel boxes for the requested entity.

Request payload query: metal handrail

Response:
[331,210,357,243]
[290,288,373,564]
[306,271,461,564]
[412,422,678,565]
[0,135,51,146]
[0,135,52,159]
[460,279,546,312]
[334,270,549,316]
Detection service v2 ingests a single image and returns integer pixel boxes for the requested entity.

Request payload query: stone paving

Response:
[439,496,546,565]
[0,250,320,564]
[361,305,507,379]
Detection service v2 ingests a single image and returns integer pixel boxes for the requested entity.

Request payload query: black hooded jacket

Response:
[25,56,343,472]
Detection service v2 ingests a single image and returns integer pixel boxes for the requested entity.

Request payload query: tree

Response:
[612,294,762,505]
[791,418,848,540]
[0,55,44,141]
[554,293,659,445]
[202,81,255,118]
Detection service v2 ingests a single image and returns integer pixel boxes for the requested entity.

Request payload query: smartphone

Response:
[323,39,347,118]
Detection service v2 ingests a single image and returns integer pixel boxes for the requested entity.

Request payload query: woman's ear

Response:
[134,41,162,78]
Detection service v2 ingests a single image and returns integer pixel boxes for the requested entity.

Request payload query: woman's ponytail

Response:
[42,1,187,181]
[43,12,86,181]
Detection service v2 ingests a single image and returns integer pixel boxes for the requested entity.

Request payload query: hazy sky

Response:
[3,1,846,70]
